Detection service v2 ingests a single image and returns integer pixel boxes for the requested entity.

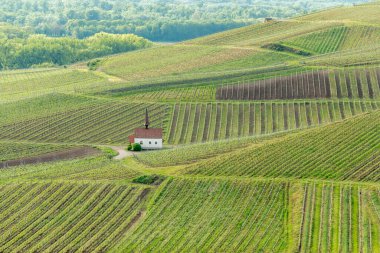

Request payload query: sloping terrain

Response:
[0,2,379,252]
[185,111,380,182]
[0,182,150,252]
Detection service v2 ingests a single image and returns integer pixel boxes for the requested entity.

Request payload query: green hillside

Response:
[116,178,287,252]
[185,111,380,182]
[0,2,380,252]
[296,2,380,24]
[0,68,112,103]
[0,182,149,252]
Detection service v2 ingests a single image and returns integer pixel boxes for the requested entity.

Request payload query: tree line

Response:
[0,32,152,70]
[0,0,368,42]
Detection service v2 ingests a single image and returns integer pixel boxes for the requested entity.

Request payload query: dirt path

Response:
[111,146,134,160]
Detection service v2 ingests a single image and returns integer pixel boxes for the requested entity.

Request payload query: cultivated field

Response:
[116,178,287,252]
[289,183,380,252]
[217,68,380,100]
[0,182,150,252]
[0,142,72,162]
[186,111,380,182]
[0,102,170,145]
[0,68,112,103]
[165,100,378,144]
[0,2,380,252]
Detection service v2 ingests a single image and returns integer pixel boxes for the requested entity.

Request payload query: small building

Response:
[129,109,163,150]
[264,17,274,23]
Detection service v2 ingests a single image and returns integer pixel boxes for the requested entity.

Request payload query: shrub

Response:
[262,43,312,56]
[133,143,142,151]
[87,59,101,70]
[132,174,166,185]
[127,144,132,151]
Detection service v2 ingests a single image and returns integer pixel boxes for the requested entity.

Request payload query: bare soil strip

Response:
[0,147,100,169]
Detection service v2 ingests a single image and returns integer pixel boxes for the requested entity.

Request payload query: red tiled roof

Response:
[135,128,163,139]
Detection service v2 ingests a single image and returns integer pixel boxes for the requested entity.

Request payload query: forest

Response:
[0,30,151,70]
[0,0,369,42]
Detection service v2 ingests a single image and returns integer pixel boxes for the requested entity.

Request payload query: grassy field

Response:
[296,2,380,24]
[0,68,113,103]
[99,45,256,82]
[0,2,380,252]
[189,20,343,47]
[0,93,98,124]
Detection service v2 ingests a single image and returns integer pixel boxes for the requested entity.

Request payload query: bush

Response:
[133,143,142,151]
[262,43,312,56]
[132,174,166,185]
[127,144,132,151]
[87,59,101,70]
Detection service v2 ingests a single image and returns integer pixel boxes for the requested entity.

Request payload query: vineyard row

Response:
[166,100,379,145]
[0,182,149,252]
[217,68,380,101]
[186,111,380,183]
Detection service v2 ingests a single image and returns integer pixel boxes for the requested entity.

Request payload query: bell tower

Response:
[144,108,150,129]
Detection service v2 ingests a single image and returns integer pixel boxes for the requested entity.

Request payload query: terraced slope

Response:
[122,85,217,102]
[186,111,380,182]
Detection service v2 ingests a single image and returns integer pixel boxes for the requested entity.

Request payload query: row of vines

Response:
[283,25,380,55]
[0,182,150,252]
[186,111,380,182]
[166,100,379,145]
[116,178,287,252]
[292,183,380,253]
[0,69,110,103]
[216,67,380,100]
[0,102,169,145]
[0,142,72,162]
